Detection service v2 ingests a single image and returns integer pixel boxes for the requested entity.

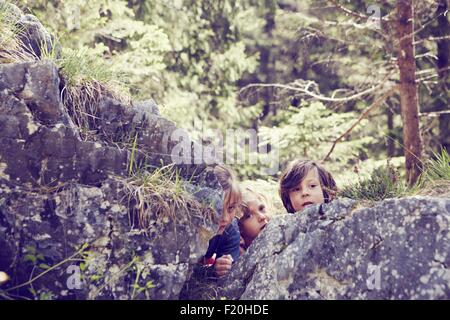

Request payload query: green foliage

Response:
[422,148,450,182]
[18,0,170,94]
[23,245,46,265]
[8,0,447,188]
[253,100,374,179]
[340,149,450,201]
[339,160,409,201]
[1,242,91,300]
[411,148,450,197]
[57,45,117,86]
[37,40,131,139]
[0,2,18,50]
[1,0,447,300]
[38,290,55,300]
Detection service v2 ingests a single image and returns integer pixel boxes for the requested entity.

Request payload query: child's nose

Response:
[257,212,267,222]
[301,189,310,197]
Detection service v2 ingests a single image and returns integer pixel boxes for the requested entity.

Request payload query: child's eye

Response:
[310,184,317,188]
[259,205,265,212]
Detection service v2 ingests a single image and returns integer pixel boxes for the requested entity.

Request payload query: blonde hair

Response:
[214,164,242,234]
[238,187,272,250]
[241,187,272,217]
[214,165,273,235]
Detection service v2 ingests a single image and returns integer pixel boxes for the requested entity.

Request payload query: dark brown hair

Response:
[279,159,337,213]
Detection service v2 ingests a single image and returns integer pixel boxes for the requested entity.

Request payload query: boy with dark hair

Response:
[279,159,337,213]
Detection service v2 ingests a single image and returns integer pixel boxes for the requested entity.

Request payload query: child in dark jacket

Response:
[202,165,271,277]
[202,165,243,266]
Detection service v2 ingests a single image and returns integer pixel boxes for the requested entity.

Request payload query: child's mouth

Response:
[302,201,314,207]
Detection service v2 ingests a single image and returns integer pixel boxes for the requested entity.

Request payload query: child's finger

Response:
[224,254,233,262]
[216,257,231,268]
[215,256,232,272]
[215,262,232,276]
[216,263,231,272]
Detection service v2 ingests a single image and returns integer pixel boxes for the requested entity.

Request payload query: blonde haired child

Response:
[203,165,271,277]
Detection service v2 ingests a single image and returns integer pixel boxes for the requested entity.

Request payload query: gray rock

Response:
[0,179,217,299]
[0,61,220,190]
[218,197,450,300]
[133,99,160,116]
[17,14,62,59]
[0,58,221,300]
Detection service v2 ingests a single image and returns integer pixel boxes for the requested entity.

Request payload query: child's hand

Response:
[214,254,233,277]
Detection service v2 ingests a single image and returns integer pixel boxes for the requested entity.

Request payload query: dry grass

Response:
[61,78,130,141]
[0,3,132,142]
[411,179,450,198]
[50,45,132,141]
[122,164,216,232]
[179,264,225,300]
[0,2,35,63]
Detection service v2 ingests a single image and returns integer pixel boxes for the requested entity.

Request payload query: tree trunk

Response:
[396,0,423,185]
[435,0,450,152]
[259,0,276,123]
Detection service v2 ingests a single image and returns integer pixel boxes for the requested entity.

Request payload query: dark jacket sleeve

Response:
[203,218,241,263]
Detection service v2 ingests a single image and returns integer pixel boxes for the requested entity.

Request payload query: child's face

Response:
[288,167,325,212]
[240,198,269,243]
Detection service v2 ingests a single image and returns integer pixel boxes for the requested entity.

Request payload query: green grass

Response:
[414,148,450,197]
[339,149,450,201]
[339,160,409,201]
[421,148,450,182]
[179,263,224,300]
[1,2,131,141]
[40,44,132,140]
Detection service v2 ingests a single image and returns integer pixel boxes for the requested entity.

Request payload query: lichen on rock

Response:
[0,4,222,300]
[217,197,450,300]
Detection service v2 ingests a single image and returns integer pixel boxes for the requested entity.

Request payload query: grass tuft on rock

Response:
[339,149,450,201]
[122,164,216,232]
